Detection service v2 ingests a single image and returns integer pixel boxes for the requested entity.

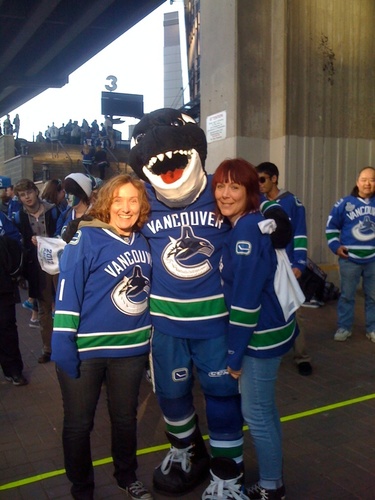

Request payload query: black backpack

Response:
[0,235,23,281]
[299,258,327,302]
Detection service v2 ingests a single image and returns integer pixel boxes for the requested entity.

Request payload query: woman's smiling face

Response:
[214,176,247,225]
[109,183,141,235]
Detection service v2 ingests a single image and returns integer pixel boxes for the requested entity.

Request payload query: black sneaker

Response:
[29,319,40,328]
[5,374,28,386]
[38,353,51,364]
[119,481,153,499]
[301,300,320,308]
[247,483,286,500]
[297,361,312,376]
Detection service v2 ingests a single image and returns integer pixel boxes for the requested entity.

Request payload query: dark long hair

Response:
[41,179,63,205]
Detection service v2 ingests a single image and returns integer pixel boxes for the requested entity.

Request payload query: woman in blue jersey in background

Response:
[326,166,375,342]
[212,158,298,500]
[52,174,153,500]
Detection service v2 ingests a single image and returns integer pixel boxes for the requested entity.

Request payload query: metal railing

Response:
[50,140,73,169]
[104,147,120,173]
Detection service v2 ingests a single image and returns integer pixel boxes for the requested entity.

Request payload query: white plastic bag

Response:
[274,249,306,321]
[36,236,66,275]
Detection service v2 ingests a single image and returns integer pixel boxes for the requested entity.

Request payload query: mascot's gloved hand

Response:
[51,331,81,378]
[261,204,293,249]
[62,215,94,243]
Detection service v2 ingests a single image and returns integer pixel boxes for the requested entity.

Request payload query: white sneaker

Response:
[202,457,249,500]
[334,328,352,341]
[366,332,375,343]
[202,472,249,499]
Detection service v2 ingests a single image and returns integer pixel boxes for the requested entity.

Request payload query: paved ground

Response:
[1,288,375,499]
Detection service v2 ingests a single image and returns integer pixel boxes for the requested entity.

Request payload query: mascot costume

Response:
[128,108,292,499]
[128,108,246,498]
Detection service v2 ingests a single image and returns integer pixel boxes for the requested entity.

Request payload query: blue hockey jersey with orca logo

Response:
[52,220,152,378]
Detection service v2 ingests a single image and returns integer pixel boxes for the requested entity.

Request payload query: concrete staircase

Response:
[0,135,132,185]
[25,140,132,181]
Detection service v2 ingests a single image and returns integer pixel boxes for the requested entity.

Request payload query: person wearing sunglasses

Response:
[256,162,313,377]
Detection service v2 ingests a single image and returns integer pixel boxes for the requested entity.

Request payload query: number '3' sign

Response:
[105,75,118,91]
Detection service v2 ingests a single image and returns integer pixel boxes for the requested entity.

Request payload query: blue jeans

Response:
[56,355,147,497]
[240,356,283,490]
[338,259,375,332]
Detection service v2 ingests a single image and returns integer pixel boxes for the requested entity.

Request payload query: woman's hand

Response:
[337,245,349,259]
[227,366,242,379]
[292,267,302,279]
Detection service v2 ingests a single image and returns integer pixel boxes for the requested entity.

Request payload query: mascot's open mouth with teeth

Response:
[128,108,208,208]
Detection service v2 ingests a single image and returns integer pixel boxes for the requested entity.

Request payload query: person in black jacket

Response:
[93,144,109,180]
[0,212,28,386]
[14,179,59,364]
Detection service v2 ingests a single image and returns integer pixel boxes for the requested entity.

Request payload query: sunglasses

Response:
[258,176,270,184]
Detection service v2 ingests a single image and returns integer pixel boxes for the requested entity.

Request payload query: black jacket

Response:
[0,234,23,300]
[14,202,58,252]
[14,202,59,297]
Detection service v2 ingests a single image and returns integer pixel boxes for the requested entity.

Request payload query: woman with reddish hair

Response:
[212,158,298,500]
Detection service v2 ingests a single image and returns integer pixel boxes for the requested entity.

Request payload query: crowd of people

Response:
[1,113,20,139]
[35,116,115,148]
[1,113,116,149]
[0,174,101,364]
[81,143,109,180]
[1,107,374,500]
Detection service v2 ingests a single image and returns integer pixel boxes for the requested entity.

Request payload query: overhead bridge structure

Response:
[0,0,164,118]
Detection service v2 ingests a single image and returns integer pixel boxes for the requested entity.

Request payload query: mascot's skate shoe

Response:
[202,457,249,500]
[153,426,210,495]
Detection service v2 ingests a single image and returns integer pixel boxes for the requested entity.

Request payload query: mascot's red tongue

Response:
[160,169,184,184]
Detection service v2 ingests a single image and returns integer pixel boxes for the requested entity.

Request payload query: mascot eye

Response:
[135,133,145,144]
[171,118,185,127]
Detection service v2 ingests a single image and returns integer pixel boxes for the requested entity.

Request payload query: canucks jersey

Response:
[55,206,74,237]
[269,190,308,272]
[0,211,22,244]
[52,221,152,378]
[221,212,297,370]
[141,176,231,339]
[326,195,375,263]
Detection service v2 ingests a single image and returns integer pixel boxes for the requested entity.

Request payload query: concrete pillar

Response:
[198,0,375,264]
[164,11,184,108]
[200,0,287,176]
[200,0,238,172]
[0,134,16,167]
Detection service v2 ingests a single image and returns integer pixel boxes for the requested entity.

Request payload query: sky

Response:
[1,0,187,142]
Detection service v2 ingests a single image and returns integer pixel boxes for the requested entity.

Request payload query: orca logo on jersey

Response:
[351,215,375,241]
[294,196,303,207]
[172,368,189,382]
[162,225,214,279]
[111,265,150,315]
[235,241,252,256]
[69,229,82,245]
